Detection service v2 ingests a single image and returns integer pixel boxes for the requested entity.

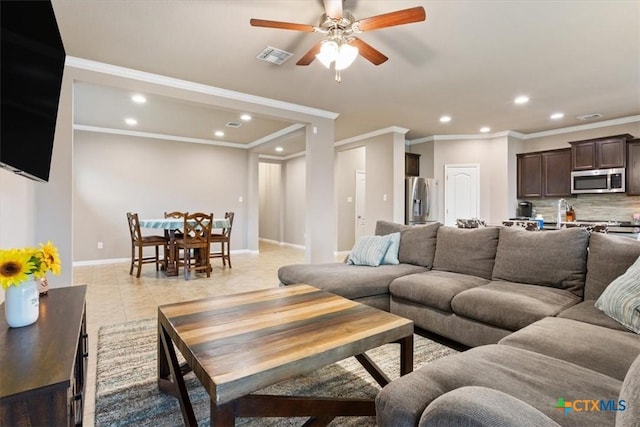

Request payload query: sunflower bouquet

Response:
[0,241,61,290]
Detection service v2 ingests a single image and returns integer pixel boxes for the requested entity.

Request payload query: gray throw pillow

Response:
[492,227,589,296]
[432,226,500,279]
[585,232,640,300]
[375,220,440,268]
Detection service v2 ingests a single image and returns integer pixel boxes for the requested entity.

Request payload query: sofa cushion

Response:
[376,345,621,427]
[419,387,560,427]
[451,281,581,331]
[618,354,640,427]
[585,232,640,300]
[492,227,589,297]
[498,317,640,381]
[595,254,640,333]
[375,221,440,268]
[390,270,489,312]
[557,300,630,332]
[347,234,393,267]
[277,262,428,300]
[432,226,500,280]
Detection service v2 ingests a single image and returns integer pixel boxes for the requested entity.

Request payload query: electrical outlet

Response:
[347,196,353,203]
[238,196,243,203]
[97,242,103,249]
[383,194,388,201]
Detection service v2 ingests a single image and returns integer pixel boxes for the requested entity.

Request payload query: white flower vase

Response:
[5,278,40,328]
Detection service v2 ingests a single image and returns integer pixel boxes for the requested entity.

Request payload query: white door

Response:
[444,165,480,226]
[355,170,366,240]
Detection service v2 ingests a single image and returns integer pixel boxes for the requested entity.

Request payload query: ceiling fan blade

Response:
[296,41,323,65]
[351,37,388,65]
[323,0,343,19]
[356,6,426,32]
[250,18,315,32]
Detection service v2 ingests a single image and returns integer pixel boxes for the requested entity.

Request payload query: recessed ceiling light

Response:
[131,94,146,104]
[124,117,137,126]
[275,146,283,152]
[439,115,452,123]
[214,130,224,137]
[480,127,491,133]
[514,96,530,105]
[240,114,252,121]
[550,112,564,120]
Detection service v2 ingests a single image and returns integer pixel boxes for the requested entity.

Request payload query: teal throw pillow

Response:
[595,255,640,333]
[348,235,393,267]
[381,232,401,265]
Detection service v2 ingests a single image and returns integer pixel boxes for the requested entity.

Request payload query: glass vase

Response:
[5,278,40,327]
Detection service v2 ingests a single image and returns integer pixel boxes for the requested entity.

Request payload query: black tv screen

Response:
[1,0,66,182]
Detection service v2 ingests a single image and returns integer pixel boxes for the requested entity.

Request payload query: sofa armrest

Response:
[419,387,560,427]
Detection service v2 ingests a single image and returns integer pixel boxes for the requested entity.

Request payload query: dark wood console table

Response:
[0,285,88,426]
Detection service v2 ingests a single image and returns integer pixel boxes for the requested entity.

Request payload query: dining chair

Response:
[164,211,187,271]
[126,212,168,278]
[175,212,213,280]
[210,211,234,268]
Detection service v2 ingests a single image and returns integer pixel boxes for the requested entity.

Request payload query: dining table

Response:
[139,217,231,277]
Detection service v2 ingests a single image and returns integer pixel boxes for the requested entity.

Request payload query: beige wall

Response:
[258,162,282,242]
[282,155,306,247]
[433,135,512,224]
[335,146,365,251]
[73,131,248,261]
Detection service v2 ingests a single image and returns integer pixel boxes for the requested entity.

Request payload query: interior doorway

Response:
[444,164,480,226]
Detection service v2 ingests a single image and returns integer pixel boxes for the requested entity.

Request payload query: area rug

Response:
[95,318,457,426]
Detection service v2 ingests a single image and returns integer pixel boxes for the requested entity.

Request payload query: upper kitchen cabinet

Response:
[627,139,640,196]
[405,152,420,176]
[569,134,633,171]
[517,148,571,198]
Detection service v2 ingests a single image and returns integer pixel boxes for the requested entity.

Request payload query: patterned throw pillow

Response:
[595,255,640,333]
[347,235,393,267]
[381,232,401,265]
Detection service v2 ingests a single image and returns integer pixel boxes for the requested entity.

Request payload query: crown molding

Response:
[247,124,305,149]
[335,126,410,147]
[73,124,245,149]
[65,56,339,120]
[521,115,640,139]
[407,116,640,145]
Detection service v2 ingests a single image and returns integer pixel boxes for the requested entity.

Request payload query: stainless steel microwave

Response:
[571,168,625,194]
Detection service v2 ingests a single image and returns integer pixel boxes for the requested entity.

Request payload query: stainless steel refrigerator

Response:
[405,177,438,224]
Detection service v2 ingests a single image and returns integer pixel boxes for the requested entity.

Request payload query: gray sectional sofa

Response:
[277,221,640,426]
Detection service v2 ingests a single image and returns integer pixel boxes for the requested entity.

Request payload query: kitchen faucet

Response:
[557,198,568,229]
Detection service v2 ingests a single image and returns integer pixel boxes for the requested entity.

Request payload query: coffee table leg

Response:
[211,401,235,426]
[157,323,197,426]
[399,334,414,376]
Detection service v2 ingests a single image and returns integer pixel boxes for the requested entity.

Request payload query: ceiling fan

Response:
[250,0,426,81]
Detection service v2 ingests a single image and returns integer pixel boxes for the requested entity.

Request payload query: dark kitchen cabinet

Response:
[542,149,572,197]
[405,152,420,176]
[628,139,640,196]
[517,152,543,198]
[569,134,632,171]
[517,148,571,198]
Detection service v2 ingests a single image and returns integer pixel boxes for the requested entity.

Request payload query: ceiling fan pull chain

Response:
[335,69,341,83]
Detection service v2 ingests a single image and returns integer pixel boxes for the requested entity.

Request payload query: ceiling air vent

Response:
[576,113,603,121]
[256,46,293,65]
[226,122,241,128]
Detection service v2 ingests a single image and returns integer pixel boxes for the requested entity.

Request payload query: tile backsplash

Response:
[524,194,640,223]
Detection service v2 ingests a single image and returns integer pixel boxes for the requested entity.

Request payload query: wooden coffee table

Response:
[157,284,414,426]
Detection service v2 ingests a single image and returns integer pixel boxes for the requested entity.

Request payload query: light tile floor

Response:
[77,241,310,426]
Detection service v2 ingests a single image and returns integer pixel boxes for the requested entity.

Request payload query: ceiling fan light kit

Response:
[250,3,426,82]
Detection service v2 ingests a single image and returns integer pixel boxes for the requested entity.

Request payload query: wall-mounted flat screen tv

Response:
[1,1,66,182]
